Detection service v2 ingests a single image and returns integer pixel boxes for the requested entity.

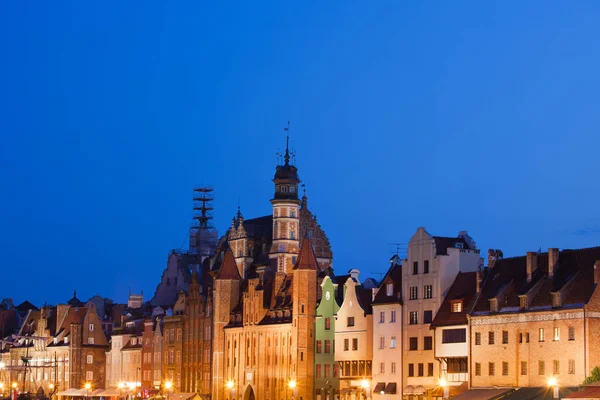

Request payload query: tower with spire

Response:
[269,122,302,273]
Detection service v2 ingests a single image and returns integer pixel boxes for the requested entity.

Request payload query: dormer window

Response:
[451,300,463,313]
[53,338,58,345]
[386,284,393,296]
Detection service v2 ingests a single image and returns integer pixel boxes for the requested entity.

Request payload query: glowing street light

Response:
[12,382,17,389]
[225,380,236,399]
[548,377,559,399]
[360,379,371,399]
[439,378,449,400]
[288,379,298,399]
[164,381,173,391]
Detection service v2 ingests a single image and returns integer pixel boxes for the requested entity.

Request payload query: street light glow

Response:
[12,383,18,389]
[0,362,5,369]
[288,379,297,389]
[548,377,558,387]
[84,383,92,390]
[117,382,125,389]
[439,378,448,387]
[49,384,55,390]
[164,381,173,390]
[360,379,370,390]
[225,380,234,390]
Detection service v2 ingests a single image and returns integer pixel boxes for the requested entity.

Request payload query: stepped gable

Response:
[294,237,318,270]
[215,250,241,280]
[472,246,600,314]
[431,272,478,327]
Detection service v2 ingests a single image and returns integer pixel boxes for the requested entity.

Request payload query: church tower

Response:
[269,125,301,273]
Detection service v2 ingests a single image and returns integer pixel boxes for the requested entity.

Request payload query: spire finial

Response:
[284,121,290,165]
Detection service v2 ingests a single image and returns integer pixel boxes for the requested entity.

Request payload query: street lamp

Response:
[84,382,92,400]
[288,379,298,399]
[439,378,449,400]
[225,380,235,399]
[548,377,559,399]
[360,379,371,400]
[164,380,173,400]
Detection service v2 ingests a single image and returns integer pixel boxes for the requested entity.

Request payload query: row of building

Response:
[2,139,600,400]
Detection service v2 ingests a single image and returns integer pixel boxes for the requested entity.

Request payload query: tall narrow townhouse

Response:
[372,258,403,400]
[430,271,480,398]
[162,292,185,392]
[335,269,373,400]
[315,275,341,400]
[402,228,482,399]
[469,247,600,393]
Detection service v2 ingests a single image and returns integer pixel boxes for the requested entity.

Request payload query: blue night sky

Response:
[1,2,600,307]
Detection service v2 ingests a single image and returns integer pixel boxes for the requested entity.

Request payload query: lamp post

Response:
[548,377,559,399]
[11,382,17,400]
[360,379,370,400]
[48,383,55,400]
[439,378,449,400]
[225,380,235,400]
[84,382,92,400]
[164,381,173,400]
[288,379,297,400]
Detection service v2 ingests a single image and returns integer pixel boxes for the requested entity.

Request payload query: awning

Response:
[57,389,87,397]
[97,389,122,397]
[403,385,414,394]
[385,383,397,394]
[431,382,468,397]
[500,387,578,400]
[374,383,386,394]
[167,393,197,400]
[564,386,600,399]
[450,388,514,400]
[414,385,426,395]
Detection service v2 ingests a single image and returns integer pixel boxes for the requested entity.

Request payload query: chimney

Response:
[595,261,600,285]
[526,251,538,282]
[488,249,503,269]
[548,248,559,278]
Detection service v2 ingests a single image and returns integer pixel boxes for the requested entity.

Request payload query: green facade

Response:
[315,276,341,399]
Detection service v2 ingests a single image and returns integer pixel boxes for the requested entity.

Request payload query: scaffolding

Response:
[189,185,218,260]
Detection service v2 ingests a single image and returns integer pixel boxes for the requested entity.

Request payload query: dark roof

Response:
[356,286,373,315]
[273,162,299,182]
[242,215,273,238]
[372,263,402,305]
[500,387,577,400]
[472,247,600,314]
[294,238,318,270]
[16,301,39,312]
[67,291,85,307]
[215,250,242,280]
[431,272,478,327]
[433,236,471,256]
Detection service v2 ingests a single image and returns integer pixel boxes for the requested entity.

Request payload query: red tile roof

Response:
[294,238,318,270]
[431,272,477,327]
[215,250,241,280]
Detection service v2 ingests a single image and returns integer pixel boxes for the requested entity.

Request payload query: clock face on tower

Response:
[325,291,330,300]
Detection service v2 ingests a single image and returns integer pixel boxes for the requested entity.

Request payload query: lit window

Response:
[539,328,545,342]
[451,300,463,313]
[89,324,94,332]
[386,284,393,296]
[569,326,575,341]
[87,355,93,364]
[553,327,560,341]
[424,285,433,299]
[409,287,418,300]
[390,336,396,348]
[409,311,419,325]
[87,337,94,345]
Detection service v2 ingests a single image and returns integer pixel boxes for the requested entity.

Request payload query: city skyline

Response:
[2,2,600,306]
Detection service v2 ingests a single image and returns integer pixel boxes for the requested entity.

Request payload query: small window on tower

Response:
[292,256,297,265]
[290,187,296,193]
[281,186,288,193]
[290,209,296,217]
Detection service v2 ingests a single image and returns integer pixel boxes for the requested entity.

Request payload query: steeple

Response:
[273,122,300,202]
[294,237,318,270]
[284,120,290,165]
[215,250,242,281]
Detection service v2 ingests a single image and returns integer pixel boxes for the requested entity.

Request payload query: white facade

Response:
[372,302,402,400]
[434,324,469,384]
[335,272,373,399]
[105,333,132,388]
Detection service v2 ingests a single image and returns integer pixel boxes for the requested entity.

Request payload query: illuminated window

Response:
[553,327,560,341]
[451,301,463,313]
